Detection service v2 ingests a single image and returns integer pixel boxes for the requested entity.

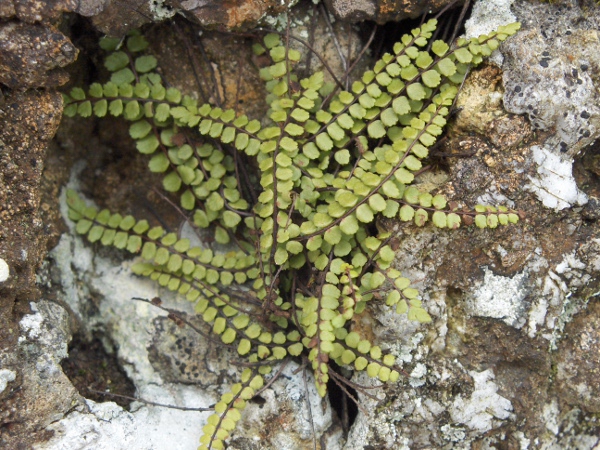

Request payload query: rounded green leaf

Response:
[406,83,426,101]
[339,215,359,235]
[356,204,374,223]
[414,208,428,226]
[392,96,410,115]
[162,171,182,192]
[432,211,447,228]
[431,40,449,56]
[136,135,159,154]
[148,153,170,173]
[475,214,487,228]
[111,68,135,85]
[422,69,441,88]
[437,57,457,77]
[367,120,386,139]
[223,211,241,228]
[455,47,473,63]
[105,51,129,71]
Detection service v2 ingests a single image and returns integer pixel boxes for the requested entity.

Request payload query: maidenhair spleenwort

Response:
[63,18,521,449]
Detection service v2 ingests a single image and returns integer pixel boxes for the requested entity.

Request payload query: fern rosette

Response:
[63,19,521,449]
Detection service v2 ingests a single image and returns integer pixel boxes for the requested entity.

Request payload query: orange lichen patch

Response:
[225,0,269,30]
[378,0,398,15]
[350,309,377,344]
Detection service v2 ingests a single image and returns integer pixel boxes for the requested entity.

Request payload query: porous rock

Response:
[0,85,68,447]
[0,0,77,23]
[88,0,299,36]
[0,89,64,318]
[501,1,600,210]
[323,0,455,24]
[341,1,600,448]
[0,21,78,89]
[0,1,78,447]
[174,0,296,31]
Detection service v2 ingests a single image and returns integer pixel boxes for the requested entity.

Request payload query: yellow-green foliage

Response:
[63,19,521,449]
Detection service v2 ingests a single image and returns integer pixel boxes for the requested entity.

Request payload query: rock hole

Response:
[249,395,266,408]
[61,334,136,409]
[326,365,358,434]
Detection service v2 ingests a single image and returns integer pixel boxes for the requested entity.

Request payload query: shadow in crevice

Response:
[61,334,136,409]
[327,367,359,435]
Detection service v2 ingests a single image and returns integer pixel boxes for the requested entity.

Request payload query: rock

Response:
[0,89,63,310]
[556,299,600,413]
[339,1,600,449]
[0,301,80,448]
[582,196,600,221]
[174,0,293,31]
[501,1,600,210]
[0,369,16,393]
[0,86,66,448]
[0,259,9,283]
[88,0,296,36]
[323,0,456,24]
[0,0,77,23]
[89,0,159,37]
[0,21,78,89]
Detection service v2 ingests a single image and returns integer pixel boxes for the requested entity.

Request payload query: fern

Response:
[63,19,521,450]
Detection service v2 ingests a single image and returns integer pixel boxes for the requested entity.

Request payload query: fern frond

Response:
[63,19,521,449]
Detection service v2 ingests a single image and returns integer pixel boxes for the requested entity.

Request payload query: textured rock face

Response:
[83,0,299,36]
[323,0,455,23]
[0,22,78,89]
[0,89,67,447]
[2,0,600,449]
[0,89,59,450]
[0,1,79,448]
[502,1,600,210]
[173,0,296,30]
[0,0,78,23]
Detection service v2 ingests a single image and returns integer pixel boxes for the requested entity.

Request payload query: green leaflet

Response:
[63,19,521,450]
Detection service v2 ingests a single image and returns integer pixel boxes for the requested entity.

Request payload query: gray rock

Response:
[501,1,600,209]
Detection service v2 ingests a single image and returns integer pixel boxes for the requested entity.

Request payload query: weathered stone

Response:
[89,0,158,36]
[0,86,66,448]
[0,0,77,22]
[556,297,600,413]
[0,22,78,89]
[88,0,298,36]
[323,0,455,24]
[0,301,79,448]
[0,89,63,316]
[500,1,600,211]
[174,0,294,30]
